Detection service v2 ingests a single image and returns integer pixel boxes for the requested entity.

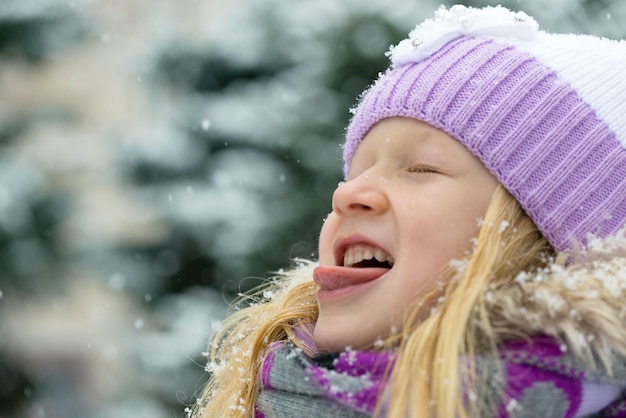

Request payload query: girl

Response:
[192,5,626,417]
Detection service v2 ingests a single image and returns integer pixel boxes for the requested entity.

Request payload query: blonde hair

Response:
[192,185,554,417]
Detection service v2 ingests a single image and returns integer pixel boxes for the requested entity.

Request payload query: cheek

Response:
[439,193,492,255]
[318,212,339,265]
[405,199,478,261]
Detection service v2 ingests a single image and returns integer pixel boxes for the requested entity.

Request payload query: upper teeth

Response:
[343,244,394,267]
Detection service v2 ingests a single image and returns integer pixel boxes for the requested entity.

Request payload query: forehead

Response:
[350,117,473,163]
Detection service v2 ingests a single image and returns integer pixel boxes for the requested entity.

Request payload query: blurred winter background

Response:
[0,0,623,417]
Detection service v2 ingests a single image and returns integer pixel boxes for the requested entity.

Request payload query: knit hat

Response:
[344,5,626,253]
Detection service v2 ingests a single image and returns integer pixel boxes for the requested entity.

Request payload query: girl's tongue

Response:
[313,265,389,291]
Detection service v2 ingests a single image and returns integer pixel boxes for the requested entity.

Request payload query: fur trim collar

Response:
[489,227,626,372]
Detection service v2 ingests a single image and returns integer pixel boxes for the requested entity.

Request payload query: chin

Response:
[313,333,343,353]
[313,325,352,353]
[313,323,374,353]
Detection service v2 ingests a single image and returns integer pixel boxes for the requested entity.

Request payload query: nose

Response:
[332,173,389,216]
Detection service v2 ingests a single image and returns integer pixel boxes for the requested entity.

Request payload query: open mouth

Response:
[315,242,394,293]
[342,244,394,269]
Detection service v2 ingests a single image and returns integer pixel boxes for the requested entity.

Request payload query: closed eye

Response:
[407,166,438,174]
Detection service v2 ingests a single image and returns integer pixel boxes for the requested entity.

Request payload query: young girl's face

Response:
[313,117,498,352]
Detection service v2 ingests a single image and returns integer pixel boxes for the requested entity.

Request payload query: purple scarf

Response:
[255,336,626,417]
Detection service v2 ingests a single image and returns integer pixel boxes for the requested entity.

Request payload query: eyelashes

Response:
[407,166,438,174]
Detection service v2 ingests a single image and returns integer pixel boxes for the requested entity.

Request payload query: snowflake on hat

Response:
[390,5,539,67]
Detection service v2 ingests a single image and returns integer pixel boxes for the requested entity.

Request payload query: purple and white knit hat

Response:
[345,5,626,252]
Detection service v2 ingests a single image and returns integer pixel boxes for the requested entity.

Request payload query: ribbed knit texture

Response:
[345,35,626,252]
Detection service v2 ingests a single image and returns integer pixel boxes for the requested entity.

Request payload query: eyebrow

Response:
[352,133,464,174]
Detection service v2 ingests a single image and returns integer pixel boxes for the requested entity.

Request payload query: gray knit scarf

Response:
[255,337,626,417]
